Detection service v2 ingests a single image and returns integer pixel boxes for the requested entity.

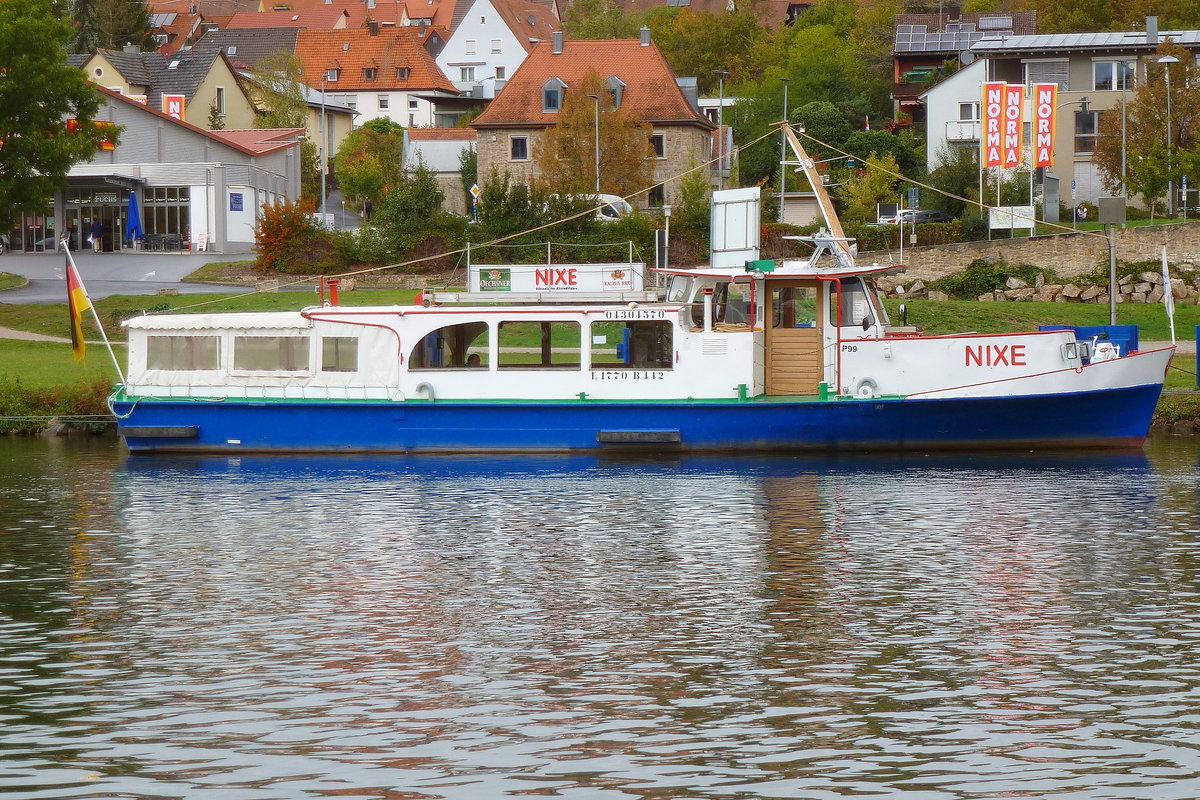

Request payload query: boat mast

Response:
[781,124,856,269]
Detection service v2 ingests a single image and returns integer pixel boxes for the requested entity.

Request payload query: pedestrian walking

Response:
[90,218,103,253]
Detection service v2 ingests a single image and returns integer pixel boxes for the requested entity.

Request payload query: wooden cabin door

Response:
[765,281,823,396]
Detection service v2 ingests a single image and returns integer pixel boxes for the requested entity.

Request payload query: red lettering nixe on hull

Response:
[965,344,1027,367]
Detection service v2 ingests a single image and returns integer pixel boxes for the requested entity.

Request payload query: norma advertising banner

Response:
[981,81,1005,167]
[162,94,185,121]
[470,263,644,293]
[1032,83,1057,168]
[1001,84,1025,168]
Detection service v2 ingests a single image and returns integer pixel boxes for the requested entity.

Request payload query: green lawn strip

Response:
[0,288,422,342]
[0,339,122,387]
[0,273,27,292]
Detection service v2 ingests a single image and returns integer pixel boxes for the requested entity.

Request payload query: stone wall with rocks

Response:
[876,269,1200,305]
[858,221,1200,283]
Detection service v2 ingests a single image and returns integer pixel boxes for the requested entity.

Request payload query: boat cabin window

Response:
[832,278,873,328]
[146,335,220,370]
[689,281,751,329]
[409,322,488,369]
[321,337,358,372]
[666,276,691,303]
[233,336,310,371]
[771,285,818,328]
[590,320,672,369]
[497,321,579,369]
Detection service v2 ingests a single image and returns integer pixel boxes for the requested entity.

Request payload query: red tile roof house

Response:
[293,26,460,128]
[470,30,713,210]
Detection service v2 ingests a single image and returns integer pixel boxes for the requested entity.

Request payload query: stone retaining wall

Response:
[858,221,1200,283]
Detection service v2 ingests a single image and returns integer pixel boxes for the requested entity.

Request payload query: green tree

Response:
[534,69,653,197]
[562,0,641,39]
[926,146,981,217]
[645,9,770,93]
[373,158,445,251]
[1093,41,1200,216]
[250,49,307,128]
[0,0,117,216]
[333,118,405,205]
[836,153,900,223]
[70,0,153,53]
[844,129,921,176]
[459,147,477,212]
[208,101,225,130]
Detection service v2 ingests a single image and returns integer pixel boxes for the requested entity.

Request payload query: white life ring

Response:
[854,378,878,398]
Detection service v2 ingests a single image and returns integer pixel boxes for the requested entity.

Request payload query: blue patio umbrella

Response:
[125,190,142,243]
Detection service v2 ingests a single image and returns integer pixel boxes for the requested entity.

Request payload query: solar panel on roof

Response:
[978,16,1012,29]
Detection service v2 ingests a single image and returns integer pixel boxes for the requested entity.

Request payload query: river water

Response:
[1,436,1198,799]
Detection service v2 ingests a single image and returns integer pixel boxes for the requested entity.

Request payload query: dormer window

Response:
[607,76,625,109]
[363,67,376,80]
[326,68,339,82]
[396,67,410,80]
[542,77,565,112]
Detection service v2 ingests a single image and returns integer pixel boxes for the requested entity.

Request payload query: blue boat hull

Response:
[111,383,1164,453]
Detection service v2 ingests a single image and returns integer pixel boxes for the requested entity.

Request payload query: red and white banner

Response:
[981,81,1004,167]
[1031,83,1057,168]
[162,94,185,121]
[1001,84,1025,168]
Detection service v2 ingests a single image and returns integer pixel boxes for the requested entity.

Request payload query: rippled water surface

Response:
[1,437,1199,799]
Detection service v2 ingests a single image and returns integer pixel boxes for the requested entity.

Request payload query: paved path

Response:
[0,250,250,304]
[0,325,68,342]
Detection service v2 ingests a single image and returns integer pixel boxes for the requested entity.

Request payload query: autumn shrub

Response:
[255,197,318,272]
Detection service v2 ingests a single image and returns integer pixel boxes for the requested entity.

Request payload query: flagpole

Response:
[63,241,126,384]
[1161,245,1176,345]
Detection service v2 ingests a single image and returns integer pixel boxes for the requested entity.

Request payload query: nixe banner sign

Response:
[981,81,1005,167]
[1032,83,1057,168]
[1002,84,1025,168]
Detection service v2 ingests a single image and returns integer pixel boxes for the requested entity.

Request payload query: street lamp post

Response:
[778,78,789,223]
[320,76,327,222]
[586,93,600,193]
[713,70,729,190]
[1159,54,1179,217]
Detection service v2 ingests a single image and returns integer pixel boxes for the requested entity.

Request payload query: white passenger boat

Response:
[109,129,1173,453]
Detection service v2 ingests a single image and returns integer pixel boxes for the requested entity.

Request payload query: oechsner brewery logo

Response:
[479,268,511,291]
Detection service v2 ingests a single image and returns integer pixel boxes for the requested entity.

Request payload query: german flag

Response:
[66,258,92,361]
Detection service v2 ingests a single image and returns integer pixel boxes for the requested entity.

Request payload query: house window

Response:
[460,66,475,82]
[465,39,476,55]
[409,98,418,110]
[607,76,625,109]
[1025,59,1069,90]
[648,184,665,207]
[495,66,505,79]
[363,67,376,80]
[1094,60,1135,91]
[378,95,389,110]
[650,133,665,158]
[1074,110,1099,153]
[396,67,409,80]
[958,102,979,121]
[326,68,339,82]
[215,86,225,115]
[511,136,528,160]
[541,78,565,112]
[491,39,501,53]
